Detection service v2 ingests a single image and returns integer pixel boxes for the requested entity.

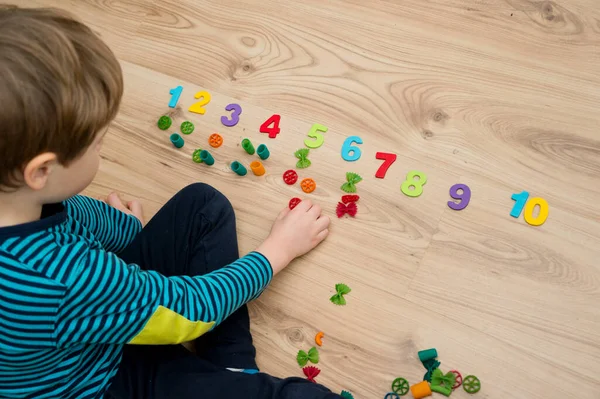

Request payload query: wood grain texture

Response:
[10,0,600,397]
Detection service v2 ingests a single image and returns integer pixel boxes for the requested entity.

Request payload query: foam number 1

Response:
[375,152,397,178]
[401,171,427,197]
[341,136,363,161]
[168,86,183,108]
[448,184,471,210]
[188,91,211,115]
[221,103,242,127]
[304,123,328,149]
[510,191,549,226]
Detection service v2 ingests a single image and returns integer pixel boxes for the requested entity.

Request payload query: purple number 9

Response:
[448,184,471,210]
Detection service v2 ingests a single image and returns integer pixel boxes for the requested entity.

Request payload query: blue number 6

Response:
[341,136,363,161]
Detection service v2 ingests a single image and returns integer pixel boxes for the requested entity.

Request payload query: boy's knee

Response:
[178,183,234,218]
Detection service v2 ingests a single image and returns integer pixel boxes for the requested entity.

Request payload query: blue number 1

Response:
[168,86,183,108]
[510,191,530,218]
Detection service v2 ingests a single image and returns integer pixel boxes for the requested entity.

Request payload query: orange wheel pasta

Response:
[209,133,223,148]
[301,178,316,193]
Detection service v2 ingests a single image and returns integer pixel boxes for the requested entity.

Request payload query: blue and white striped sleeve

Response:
[53,250,273,346]
[64,195,142,254]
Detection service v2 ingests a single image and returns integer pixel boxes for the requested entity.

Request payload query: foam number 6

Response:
[304,123,328,149]
[401,170,427,197]
[188,91,211,115]
[341,136,363,161]
[448,183,471,210]
[221,103,242,127]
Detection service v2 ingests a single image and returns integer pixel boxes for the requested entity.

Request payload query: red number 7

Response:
[375,152,397,178]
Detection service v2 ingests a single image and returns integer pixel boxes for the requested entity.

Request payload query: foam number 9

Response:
[401,170,427,197]
[341,136,363,161]
[304,123,328,149]
[188,91,211,115]
[448,184,471,210]
[221,103,242,127]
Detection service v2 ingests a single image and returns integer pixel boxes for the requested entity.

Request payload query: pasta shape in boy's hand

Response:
[257,199,330,275]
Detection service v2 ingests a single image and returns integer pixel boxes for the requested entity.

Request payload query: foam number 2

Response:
[188,91,211,115]
[448,184,471,210]
[168,86,183,108]
[221,103,242,127]
[260,114,281,138]
[401,171,427,197]
[510,191,549,226]
[375,152,397,178]
[304,123,328,149]
[341,136,363,161]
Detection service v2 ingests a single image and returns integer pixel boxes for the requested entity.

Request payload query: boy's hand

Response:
[106,192,145,225]
[256,199,330,275]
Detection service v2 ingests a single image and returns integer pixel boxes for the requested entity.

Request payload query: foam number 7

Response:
[168,86,183,108]
[375,152,397,178]
[401,171,427,197]
[221,103,242,127]
[304,123,328,149]
[188,91,211,115]
[448,184,471,210]
[260,114,281,138]
[341,136,363,161]
[510,191,549,226]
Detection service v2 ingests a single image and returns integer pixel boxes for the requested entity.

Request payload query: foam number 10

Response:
[341,136,363,161]
[304,123,328,148]
[510,191,549,226]
[448,184,471,210]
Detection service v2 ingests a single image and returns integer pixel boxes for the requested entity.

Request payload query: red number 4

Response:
[260,114,281,138]
[375,152,397,178]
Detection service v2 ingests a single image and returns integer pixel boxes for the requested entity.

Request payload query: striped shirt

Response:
[0,195,273,398]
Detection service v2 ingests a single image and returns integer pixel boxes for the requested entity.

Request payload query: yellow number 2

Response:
[188,91,211,115]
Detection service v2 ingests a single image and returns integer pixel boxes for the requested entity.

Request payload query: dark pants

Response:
[105,183,340,399]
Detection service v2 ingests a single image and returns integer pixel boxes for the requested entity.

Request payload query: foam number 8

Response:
[448,183,471,210]
[401,170,427,197]
[188,91,211,115]
[304,123,328,149]
[341,136,363,161]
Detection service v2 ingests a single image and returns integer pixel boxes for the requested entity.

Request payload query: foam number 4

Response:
[341,136,363,161]
[304,123,328,149]
[375,152,397,178]
[221,103,242,127]
[188,91,211,115]
[510,191,549,226]
[448,184,471,210]
[401,171,427,197]
[260,114,281,138]
[168,86,183,108]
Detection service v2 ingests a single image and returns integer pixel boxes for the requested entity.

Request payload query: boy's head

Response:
[0,5,123,202]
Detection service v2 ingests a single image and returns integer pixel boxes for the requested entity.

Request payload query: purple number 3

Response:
[448,184,471,210]
[221,103,242,127]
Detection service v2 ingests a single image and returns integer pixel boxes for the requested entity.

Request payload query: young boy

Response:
[0,5,340,399]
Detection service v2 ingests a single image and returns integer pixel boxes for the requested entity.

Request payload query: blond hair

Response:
[0,5,123,189]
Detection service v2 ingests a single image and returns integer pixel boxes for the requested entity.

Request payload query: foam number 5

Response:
[448,184,471,210]
[221,103,242,127]
[375,152,397,178]
[341,136,363,161]
[401,170,427,197]
[188,91,211,115]
[168,86,183,108]
[510,191,549,226]
[304,123,328,149]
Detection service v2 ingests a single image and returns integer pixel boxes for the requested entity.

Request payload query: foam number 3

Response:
[448,183,471,210]
[341,136,363,161]
[168,86,183,108]
[188,91,211,115]
[221,103,242,127]
[401,170,427,197]
[304,123,328,149]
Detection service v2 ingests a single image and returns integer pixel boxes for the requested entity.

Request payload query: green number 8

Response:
[401,170,427,197]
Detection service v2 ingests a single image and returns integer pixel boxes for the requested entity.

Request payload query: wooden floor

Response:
[15,0,600,397]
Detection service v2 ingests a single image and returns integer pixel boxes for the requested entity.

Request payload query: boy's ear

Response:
[23,152,58,191]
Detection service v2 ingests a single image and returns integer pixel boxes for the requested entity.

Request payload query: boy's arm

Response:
[64,195,142,253]
[54,250,272,346]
